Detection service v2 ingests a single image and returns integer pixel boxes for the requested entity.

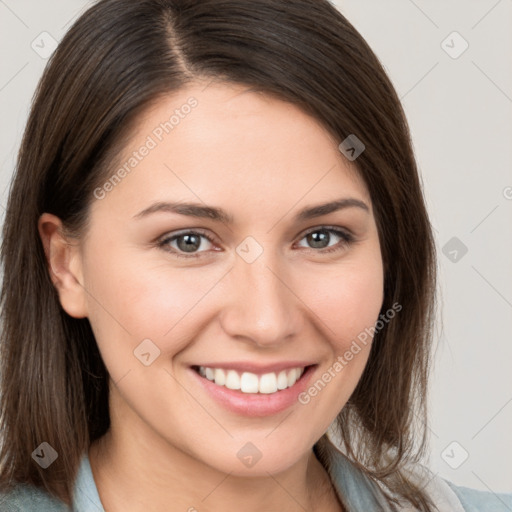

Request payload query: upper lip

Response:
[191,361,316,375]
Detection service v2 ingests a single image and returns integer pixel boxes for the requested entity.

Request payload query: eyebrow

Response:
[132,197,369,224]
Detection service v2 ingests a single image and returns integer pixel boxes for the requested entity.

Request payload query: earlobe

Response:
[37,213,88,318]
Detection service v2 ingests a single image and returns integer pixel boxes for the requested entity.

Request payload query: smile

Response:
[194,366,306,394]
[190,363,317,416]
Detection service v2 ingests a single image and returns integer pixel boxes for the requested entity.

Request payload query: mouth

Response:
[189,362,317,416]
[191,364,312,395]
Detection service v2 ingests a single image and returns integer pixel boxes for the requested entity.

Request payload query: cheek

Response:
[302,254,384,349]
[294,251,383,414]
[82,248,226,363]
[296,270,382,434]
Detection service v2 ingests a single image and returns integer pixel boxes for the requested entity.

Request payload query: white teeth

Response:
[287,368,298,387]
[197,366,306,394]
[225,370,241,390]
[214,368,226,386]
[259,373,277,394]
[276,370,288,390]
[240,372,259,393]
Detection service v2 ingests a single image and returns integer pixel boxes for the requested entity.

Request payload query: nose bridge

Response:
[220,246,301,346]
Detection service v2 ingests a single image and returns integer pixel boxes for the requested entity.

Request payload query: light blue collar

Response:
[314,434,395,511]
[72,453,104,512]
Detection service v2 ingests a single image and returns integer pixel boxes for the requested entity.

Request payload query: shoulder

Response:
[315,435,512,512]
[0,483,69,512]
[402,460,512,512]
[402,458,512,512]
[443,479,512,512]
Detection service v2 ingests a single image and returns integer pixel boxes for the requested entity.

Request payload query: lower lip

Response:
[189,365,317,417]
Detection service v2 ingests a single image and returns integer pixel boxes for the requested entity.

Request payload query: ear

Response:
[38,213,88,318]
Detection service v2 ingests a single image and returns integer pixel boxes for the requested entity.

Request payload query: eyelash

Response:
[156,226,355,259]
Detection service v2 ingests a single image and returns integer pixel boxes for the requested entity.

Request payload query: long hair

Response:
[0,0,437,509]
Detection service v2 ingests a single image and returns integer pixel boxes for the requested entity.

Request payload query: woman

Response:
[0,1,510,511]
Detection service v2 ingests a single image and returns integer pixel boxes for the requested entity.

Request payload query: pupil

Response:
[308,230,329,248]
[178,234,200,252]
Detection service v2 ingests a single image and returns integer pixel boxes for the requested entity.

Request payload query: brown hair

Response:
[0,0,437,509]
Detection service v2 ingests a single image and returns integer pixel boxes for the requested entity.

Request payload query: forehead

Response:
[91,81,371,221]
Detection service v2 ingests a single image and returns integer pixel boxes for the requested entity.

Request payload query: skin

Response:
[39,81,384,512]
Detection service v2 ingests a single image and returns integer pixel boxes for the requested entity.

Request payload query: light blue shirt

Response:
[1,436,511,511]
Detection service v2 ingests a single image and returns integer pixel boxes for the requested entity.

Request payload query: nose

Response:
[218,251,304,348]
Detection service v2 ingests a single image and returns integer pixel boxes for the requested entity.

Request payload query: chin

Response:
[193,435,314,478]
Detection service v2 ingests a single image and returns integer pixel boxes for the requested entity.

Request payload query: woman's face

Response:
[64,81,384,475]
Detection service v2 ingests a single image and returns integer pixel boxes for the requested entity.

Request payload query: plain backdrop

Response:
[0,0,511,494]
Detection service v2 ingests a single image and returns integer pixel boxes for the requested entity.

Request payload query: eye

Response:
[157,229,218,259]
[156,225,355,259]
[295,226,354,254]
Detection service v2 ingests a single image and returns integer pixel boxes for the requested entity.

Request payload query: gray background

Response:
[1,0,511,494]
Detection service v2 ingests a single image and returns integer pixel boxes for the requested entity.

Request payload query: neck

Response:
[88,415,341,512]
